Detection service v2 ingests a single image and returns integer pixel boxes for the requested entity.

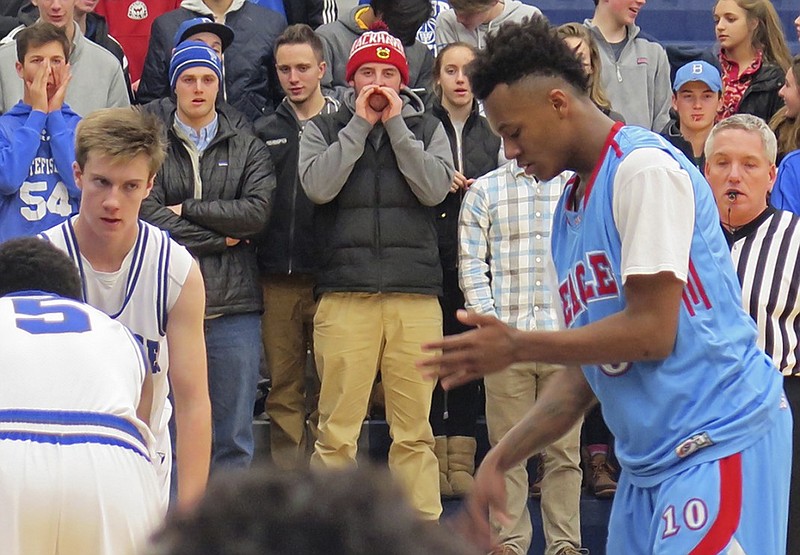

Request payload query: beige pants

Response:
[484,362,583,555]
[310,292,442,520]
[261,275,319,469]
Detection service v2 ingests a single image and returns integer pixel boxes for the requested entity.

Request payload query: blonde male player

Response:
[42,107,211,512]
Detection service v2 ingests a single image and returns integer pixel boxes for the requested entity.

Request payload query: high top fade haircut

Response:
[467,17,590,102]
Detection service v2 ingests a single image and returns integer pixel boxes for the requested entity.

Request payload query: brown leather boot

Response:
[434,436,453,497]
[447,436,477,497]
[588,453,617,498]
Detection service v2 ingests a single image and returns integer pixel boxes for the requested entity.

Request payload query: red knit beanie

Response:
[345,22,410,85]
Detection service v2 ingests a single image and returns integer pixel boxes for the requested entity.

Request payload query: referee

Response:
[705,113,800,555]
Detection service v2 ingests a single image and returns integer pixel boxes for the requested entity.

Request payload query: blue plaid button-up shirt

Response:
[458,162,571,331]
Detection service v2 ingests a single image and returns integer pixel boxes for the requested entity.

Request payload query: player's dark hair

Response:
[147,465,480,555]
[0,237,82,300]
[274,23,324,62]
[16,21,70,64]
[371,0,433,46]
[467,17,590,101]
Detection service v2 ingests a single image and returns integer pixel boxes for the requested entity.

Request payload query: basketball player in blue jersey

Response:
[420,18,792,554]
[41,107,211,513]
[0,237,163,555]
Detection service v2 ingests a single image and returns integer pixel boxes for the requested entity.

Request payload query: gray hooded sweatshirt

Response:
[0,21,129,116]
[315,6,435,105]
[435,0,542,50]
[299,86,453,207]
[584,19,672,132]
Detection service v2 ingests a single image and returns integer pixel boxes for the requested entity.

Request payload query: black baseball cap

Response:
[173,17,234,52]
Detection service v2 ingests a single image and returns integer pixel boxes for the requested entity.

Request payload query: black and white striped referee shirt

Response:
[725,207,800,376]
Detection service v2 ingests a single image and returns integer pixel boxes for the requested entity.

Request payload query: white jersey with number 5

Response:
[0,293,164,554]
[41,216,194,503]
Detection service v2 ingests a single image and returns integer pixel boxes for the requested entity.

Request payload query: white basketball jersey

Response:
[0,293,153,457]
[41,216,193,496]
[0,293,167,552]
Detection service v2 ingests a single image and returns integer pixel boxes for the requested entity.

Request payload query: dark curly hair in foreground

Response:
[0,237,82,300]
[468,16,590,101]
[146,465,480,555]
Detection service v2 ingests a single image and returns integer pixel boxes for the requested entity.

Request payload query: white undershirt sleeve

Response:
[612,148,695,285]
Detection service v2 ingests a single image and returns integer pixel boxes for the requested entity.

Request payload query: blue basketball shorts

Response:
[607,401,791,554]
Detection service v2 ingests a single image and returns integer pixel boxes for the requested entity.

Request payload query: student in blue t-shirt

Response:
[421,18,791,555]
[0,21,80,244]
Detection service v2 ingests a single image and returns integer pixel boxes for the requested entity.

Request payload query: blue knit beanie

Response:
[169,40,223,90]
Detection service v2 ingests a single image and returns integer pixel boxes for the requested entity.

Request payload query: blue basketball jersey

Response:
[550,123,784,487]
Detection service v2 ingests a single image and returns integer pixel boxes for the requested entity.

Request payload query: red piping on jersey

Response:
[564,174,579,209]
[688,260,712,309]
[682,291,696,317]
[688,453,742,555]
[686,275,700,305]
[569,121,625,211]
[682,259,712,317]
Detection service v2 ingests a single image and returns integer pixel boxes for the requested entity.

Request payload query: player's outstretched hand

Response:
[448,448,510,551]
[418,310,519,389]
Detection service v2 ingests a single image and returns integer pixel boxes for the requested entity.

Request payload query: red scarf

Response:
[718,49,763,121]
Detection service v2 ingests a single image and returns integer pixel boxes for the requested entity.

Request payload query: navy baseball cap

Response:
[173,17,234,52]
[673,61,722,93]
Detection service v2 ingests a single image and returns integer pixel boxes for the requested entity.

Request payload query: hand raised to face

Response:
[48,63,72,113]
[355,84,386,125]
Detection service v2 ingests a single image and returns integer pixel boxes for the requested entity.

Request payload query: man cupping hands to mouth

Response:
[297,21,455,522]
[346,23,409,124]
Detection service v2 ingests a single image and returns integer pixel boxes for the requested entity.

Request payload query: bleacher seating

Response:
[527,0,798,52]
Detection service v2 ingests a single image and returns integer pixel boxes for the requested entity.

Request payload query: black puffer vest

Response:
[312,106,445,296]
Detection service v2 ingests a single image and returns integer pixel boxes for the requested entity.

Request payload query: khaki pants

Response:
[261,275,319,469]
[484,363,583,555]
[310,292,442,520]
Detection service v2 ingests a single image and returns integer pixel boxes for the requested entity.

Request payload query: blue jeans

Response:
[205,312,262,472]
